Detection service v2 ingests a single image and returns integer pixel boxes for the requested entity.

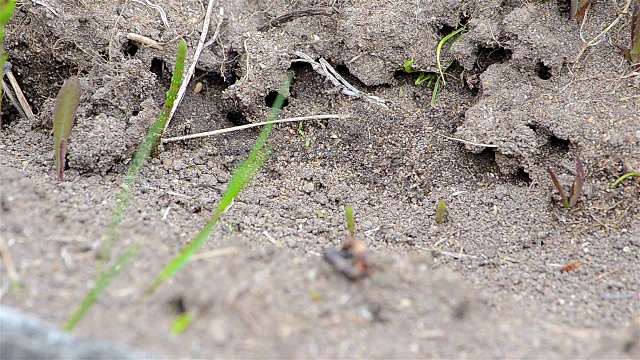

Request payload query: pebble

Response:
[303,182,314,193]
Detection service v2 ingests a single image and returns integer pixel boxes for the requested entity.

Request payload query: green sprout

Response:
[403,25,466,106]
[64,41,187,332]
[171,312,194,336]
[547,156,586,209]
[345,205,355,236]
[53,76,80,182]
[64,244,141,332]
[99,40,186,263]
[435,200,447,224]
[145,73,294,296]
[611,170,640,188]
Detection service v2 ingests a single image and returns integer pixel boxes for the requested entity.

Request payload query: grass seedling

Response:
[0,0,15,126]
[403,26,465,106]
[64,244,141,331]
[435,200,446,224]
[615,1,640,69]
[53,76,80,182]
[63,41,187,332]
[99,40,186,263]
[345,205,355,236]
[570,0,594,21]
[323,206,371,280]
[171,312,194,336]
[611,170,640,188]
[145,73,293,295]
[547,156,585,209]
[436,25,467,86]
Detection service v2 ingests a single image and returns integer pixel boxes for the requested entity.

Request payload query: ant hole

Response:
[227,111,249,126]
[264,91,289,108]
[168,296,187,315]
[515,167,532,185]
[123,39,138,57]
[548,135,571,152]
[535,61,552,80]
[150,58,165,78]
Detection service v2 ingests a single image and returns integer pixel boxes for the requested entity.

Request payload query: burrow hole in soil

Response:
[535,61,552,80]
[547,135,571,152]
[515,167,532,185]
[150,57,165,78]
[193,68,228,91]
[468,147,498,173]
[475,46,513,73]
[264,91,289,108]
[168,296,187,315]
[221,50,240,86]
[123,39,138,57]
[227,111,249,126]
[527,123,571,153]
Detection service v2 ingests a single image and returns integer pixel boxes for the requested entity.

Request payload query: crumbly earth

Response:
[1,0,639,358]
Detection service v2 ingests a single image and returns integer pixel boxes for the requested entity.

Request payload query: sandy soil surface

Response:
[1,0,639,358]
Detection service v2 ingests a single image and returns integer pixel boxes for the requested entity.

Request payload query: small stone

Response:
[302,182,314,193]
[313,193,328,204]
[194,82,204,94]
[172,159,186,171]
[622,246,631,253]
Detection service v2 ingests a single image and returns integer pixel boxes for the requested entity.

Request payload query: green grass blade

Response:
[611,171,640,188]
[53,76,80,181]
[171,312,194,336]
[431,76,441,107]
[403,59,418,73]
[145,73,294,296]
[436,26,466,85]
[345,205,355,236]
[99,40,186,263]
[435,200,447,224]
[64,243,141,332]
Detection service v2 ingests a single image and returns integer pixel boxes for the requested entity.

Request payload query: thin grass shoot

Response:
[64,243,141,332]
[99,40,186,264]
[345,205,355,236]
[611,170,640,188]
[144,73,293,296]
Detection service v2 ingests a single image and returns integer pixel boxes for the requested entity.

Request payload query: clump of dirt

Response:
[1,0,639,358]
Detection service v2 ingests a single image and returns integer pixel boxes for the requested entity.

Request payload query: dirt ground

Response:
[1,0,639,358]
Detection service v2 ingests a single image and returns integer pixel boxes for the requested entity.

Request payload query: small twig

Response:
[190,247,239,261]
[126,33,164,50]
[162,114,349,143]
[435,132,498,148]
[2,80,26,119]
[5,70,35,120]
[294,51,387,106]
[204,8,224,49]
[161,0,220,137]
[574,0,633,64]
[436,250,478,260]
[257,7,335,32]
[132,0,170,28]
